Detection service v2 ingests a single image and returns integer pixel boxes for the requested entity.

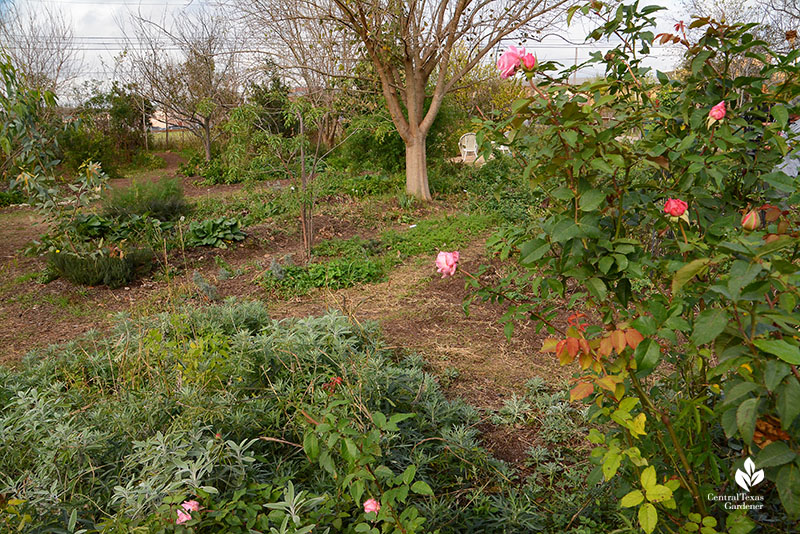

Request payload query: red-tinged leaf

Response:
[611,330,627,354]
[566,337,580,357]
[657,33,673,45]
[570,382,594,401]
[647,155,669,169]
[541,338,560,352]
[579,338,590,355]
[625,329,644,349]
[599,336,614,357]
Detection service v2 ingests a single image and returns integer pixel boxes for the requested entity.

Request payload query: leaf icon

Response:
[750,468,764,487]
[735,458,765,492]
[735,468,751,491]
[744,457,757,476]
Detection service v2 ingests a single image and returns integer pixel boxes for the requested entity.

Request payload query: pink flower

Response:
[182,500,201,512]
[663,198,688,217]
[435,251,460,278]
[522,53,537,70]
[497,46,525,79]
[709,101,726,121]
[363,498,381,514]
[176,509,192,525]
[742,210,760,231]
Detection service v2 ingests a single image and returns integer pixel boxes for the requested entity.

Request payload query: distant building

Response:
[150,109,190,131]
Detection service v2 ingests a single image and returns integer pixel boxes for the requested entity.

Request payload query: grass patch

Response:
[192,187,295,226]
[260,213,494,298]
[261,256,392,297]
[312,235,382,258]
[381,213,494,256]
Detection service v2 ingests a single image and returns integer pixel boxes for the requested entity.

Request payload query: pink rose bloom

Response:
[709,101,726,120]
[182,500,201,512]
[176,509,192,525]
[363,498,381,514]
[497,46,525,79]
[522,53,536,70]
[435,251,460,278]
[663,198,688,217]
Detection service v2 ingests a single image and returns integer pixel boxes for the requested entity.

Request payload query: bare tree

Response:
[231,0,361,149]
[121,6,243,161]
[680,0,800,52]
[0,0,82,92]
[235,0,569,200]
[759,0,800,51]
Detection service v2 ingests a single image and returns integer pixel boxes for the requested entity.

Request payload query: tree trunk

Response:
[202,120,212,161]
[405,135,431,201]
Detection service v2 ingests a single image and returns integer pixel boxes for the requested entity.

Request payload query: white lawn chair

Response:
[459,132,478,160]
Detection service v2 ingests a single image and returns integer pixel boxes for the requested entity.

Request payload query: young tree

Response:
[236,0,569,200]
[121,7,243,161]
[0,55,59,200]
[232,0,362,150]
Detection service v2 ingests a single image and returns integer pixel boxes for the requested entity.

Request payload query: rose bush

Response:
[472,2,800,532]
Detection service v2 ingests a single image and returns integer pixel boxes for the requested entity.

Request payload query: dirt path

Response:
[268,239,570,410]
[108,151,287,200]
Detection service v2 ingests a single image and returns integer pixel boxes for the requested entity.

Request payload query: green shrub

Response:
[48,248,153,288]
[315,168,404,198]
[30,213,174,259]
[58,123,122,178]
[102,177,190,222]
[186,217,246,248]
[126,152,166,171]
[0,303,517,532]
[0,188,25,207]
[312,235,382,258]
[473,5,800,531]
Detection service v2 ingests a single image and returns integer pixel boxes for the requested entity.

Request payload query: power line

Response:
[23,0,197,5]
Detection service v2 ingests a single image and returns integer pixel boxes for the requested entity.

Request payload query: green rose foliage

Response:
[474,1,800,530]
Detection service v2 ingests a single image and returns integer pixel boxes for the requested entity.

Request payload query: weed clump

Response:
[102,177,190,222]
[47,249,153,289]
[47,248,153,288]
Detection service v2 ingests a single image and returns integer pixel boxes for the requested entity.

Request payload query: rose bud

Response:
[742,210,760,231]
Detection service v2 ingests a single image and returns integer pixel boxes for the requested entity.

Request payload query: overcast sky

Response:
[6,0,686,89]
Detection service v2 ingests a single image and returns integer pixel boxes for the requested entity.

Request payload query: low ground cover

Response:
[0,301,617,533]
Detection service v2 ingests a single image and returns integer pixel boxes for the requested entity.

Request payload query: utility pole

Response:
[573,47,578,85]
